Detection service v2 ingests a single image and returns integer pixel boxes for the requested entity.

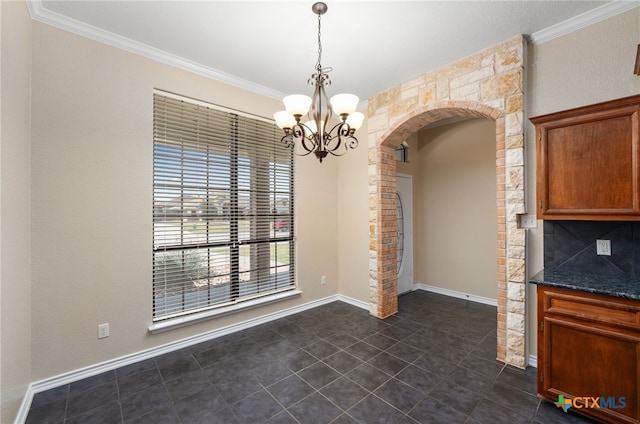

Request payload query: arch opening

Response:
[367,35,527,367]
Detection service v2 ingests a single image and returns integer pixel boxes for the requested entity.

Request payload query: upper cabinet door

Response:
[531,95,640,221]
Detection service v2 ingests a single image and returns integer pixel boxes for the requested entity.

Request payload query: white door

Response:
[396,174,414,295]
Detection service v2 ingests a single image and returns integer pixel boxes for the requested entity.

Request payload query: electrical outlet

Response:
[321,275,326,285]
[596,239,611,256]
[98,323,110,339]
[519,214,538,229]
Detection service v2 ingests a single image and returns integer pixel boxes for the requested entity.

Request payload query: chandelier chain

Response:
[316,13,322,72]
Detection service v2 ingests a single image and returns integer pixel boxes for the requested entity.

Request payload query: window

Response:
[395,143,408,163]
[152,91,295,324]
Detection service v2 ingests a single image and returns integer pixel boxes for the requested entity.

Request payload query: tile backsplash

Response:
[544,220,640,276]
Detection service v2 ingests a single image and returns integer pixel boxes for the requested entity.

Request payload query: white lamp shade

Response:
[330,93,359,115]
[274,111,296,129]
[304,119,324,134]
[346,112,364,130]
[283,94,312,116]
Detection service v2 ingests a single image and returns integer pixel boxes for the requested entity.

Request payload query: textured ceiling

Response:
[35,1,632,103]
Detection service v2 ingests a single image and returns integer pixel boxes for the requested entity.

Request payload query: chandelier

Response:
[274,2,364,163]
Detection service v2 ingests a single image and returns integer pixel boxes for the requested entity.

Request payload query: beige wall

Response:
[29,21,342,381]
[336,120,370,303]
[1,1,33,422]
[525,7,640,355]
[389,123,498,301]
[416,119,497,300]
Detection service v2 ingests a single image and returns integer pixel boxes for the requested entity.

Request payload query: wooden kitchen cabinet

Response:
[537,285,640,423]
[531,95,640,220]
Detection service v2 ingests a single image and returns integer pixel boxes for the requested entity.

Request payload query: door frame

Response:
[396,173,414,295]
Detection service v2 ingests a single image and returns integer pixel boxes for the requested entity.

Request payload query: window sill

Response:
[148,289,302,334]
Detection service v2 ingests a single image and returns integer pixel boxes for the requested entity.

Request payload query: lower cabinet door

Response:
[540,318,640,423]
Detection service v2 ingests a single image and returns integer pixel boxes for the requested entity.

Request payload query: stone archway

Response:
[367,35,526,367]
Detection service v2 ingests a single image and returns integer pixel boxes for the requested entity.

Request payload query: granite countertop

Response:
[529,268,640,300]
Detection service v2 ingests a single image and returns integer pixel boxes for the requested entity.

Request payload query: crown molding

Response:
[530,0,639,45]
[25,0,286,101]
[26,0,637,102]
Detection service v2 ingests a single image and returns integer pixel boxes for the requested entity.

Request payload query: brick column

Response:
[376,145,398,318]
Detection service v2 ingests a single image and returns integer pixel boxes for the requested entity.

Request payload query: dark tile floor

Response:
[26,291,596,424]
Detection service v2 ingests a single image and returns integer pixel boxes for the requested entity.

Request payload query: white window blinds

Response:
[153,91,295,322]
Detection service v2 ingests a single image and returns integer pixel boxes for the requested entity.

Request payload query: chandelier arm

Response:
[297,144,317,157]
[298,120,320,153]
[324,122,345,153]
[324,122,359,156]
[325,140,349,157]
[324,122,348,150]
[280,133,319,157]
[300,133,319,154]
[294,122,321,155]
[325,135,359,157]
[345,135,359,149]
[280,133,295,149]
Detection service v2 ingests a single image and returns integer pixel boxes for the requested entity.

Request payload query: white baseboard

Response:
[15,293,368,424]
[528,355,537,368]
[336,294,370,311]
[414,283,498,307]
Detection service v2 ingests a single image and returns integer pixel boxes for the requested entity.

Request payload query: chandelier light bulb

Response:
[346,112,365,130]
[283,94,312,117]
[330,93,359,116]
[274,111,296,129]
[304,119,324,134]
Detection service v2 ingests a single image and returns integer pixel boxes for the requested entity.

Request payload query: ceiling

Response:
[32,1,634,105]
